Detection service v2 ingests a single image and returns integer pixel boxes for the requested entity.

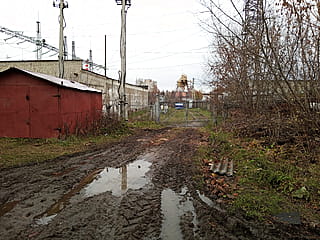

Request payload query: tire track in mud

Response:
[2,128,316,240]
[0,128,206,240]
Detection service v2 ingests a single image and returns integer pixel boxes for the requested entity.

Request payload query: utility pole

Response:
[192,78,195,101]
[155,94,160,123]
[36,21,42,60]
[89,49,93,71]
[53,0,68,78]
[104,35,107,77]
[72,40,76,60]
[115,0,131,120]
[58,0,64,78]
[64,36,68,60]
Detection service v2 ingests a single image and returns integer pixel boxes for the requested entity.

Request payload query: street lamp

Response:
[115,0,131,120]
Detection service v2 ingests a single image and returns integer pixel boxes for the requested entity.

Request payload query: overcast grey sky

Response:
[0,0,211,91]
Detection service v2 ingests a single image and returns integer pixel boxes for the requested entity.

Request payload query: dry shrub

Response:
[219,105,320,163]
[61,112,128,138]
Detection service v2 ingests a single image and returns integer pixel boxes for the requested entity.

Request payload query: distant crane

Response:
[0,25,106,73]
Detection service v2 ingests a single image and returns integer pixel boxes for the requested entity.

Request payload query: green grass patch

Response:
[161,108,186,123]
[0,117,165,169]
[192,144,212,191]
[231,189,286,220]
[198,129,320,223]
[0,119,134,169]
[161,107,212,124]
[128,108,152,121]
[128,120,162,129]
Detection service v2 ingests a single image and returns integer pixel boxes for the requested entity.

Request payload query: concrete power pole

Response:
[59,0,64,78]
[54,0,68,78]
[120,0,127,119]
[116,0,131,120]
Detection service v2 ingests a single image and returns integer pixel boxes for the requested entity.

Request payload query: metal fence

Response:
[127,100,213,127]
[158,100,213,127]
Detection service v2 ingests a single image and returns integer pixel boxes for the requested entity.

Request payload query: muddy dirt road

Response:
[0,128,319,239]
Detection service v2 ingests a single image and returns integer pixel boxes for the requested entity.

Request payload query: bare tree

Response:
[201,0,320,145]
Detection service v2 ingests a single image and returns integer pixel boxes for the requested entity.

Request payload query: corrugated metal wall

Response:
[0,71,102,138]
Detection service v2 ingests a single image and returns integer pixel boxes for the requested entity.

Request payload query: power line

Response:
[107,30,207,67]
[108,45,208,68]
[0,25,106,72]
[125,62,203,70]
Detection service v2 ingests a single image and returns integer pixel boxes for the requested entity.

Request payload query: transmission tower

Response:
[243,0,264,109]
[243,0,263,37]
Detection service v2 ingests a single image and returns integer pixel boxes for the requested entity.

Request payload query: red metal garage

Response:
[0,67,102,138]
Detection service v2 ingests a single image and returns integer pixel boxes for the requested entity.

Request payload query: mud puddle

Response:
[34,168,103,225]
[34,152,154,225]
[160,186,198,239]
[84,157,152,197]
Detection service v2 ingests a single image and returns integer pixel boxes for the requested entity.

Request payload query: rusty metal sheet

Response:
[29,85,60,138]
[21,69,101,93]
[0,85,30,137]
[0,69,102,138]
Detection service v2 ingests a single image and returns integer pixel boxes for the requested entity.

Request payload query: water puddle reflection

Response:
[161,189,183,239]
[196,190,214,207]
[84,159,152,197]
[34,153,153,225]
[160,187,198,240]
[34,214,57,225]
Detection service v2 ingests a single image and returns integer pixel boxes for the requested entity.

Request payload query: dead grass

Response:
[0,135,123,169]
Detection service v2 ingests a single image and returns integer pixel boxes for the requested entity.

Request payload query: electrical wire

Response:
[107,29,207,67]
[121,62,203,71]
[108,44,208,68]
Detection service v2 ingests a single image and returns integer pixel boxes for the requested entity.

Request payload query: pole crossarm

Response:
[115,0,131,6]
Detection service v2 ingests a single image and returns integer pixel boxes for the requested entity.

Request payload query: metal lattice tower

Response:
[243,0,264,107]
[244,0,263,37]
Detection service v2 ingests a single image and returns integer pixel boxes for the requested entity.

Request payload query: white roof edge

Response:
[16,68,102,93]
